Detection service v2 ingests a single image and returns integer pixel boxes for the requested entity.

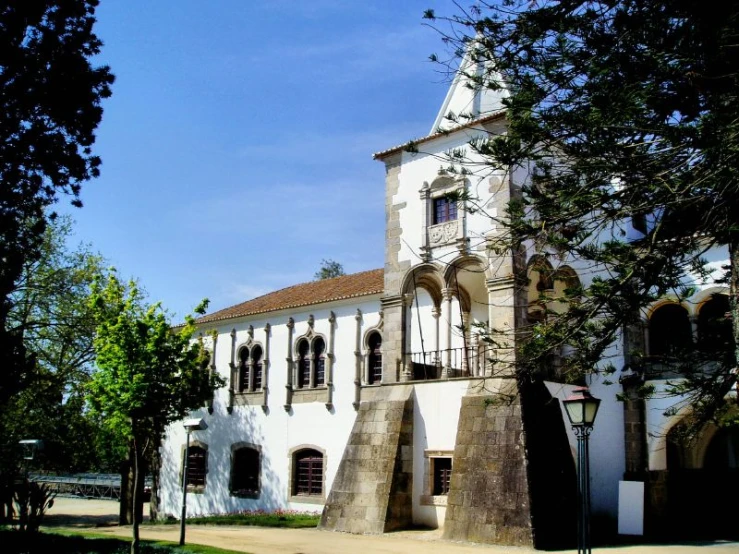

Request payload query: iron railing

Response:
[407,345,495,380]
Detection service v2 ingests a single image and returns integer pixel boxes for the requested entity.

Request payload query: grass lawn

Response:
[153,510,320,529]
[1,529,247,554]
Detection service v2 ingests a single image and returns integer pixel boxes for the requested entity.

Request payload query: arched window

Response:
[292,448,323,496]
[237,347,249,392]
[368,332,382,385]
[251,345,263,391]
[297,339,310,388]
[649,303,692,357]
[184,444,207,489]
[313,337,326,386]
[697,294,733,354]
[231,446,260,496]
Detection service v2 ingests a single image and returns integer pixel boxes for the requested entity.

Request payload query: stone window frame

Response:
[420,174,467,259]
[180,440,208,494]
[293,334,328,390]
[362,328,383,385]
[229,442,262,498]
[288,444,326,505]
[420,449,453,507]
[236,342,265,394]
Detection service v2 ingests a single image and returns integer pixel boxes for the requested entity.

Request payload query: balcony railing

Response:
[407,346,494,380]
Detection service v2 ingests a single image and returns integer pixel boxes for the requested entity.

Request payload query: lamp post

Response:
[179,418,207,546]
[563,387,601,554]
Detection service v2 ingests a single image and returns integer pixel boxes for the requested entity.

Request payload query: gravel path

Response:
[42,498,739,554]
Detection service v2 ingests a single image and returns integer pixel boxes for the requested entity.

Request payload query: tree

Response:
[0,216,109,521]
[87,274,223,553]
[424,1,738,428]
[0,0,114,416]
[314,259,346,280]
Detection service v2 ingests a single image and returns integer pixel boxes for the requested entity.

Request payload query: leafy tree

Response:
[87,274,223,553]
[424,1,738,428]
[0,216,109,521]
[314,259,346,280]
[0,0,114,436]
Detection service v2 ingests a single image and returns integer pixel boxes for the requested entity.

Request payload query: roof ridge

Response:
[196,268,384,325]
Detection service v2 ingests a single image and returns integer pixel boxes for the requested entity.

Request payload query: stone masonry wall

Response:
[319,387,413,534]
[442,394,534,546]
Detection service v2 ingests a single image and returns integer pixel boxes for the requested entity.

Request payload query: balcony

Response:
[407,345,494,380]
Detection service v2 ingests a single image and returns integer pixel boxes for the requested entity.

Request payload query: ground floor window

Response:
[432,457,452,496]
[183,443,207,490]
[293,449,323,496]
[231,446,260,496]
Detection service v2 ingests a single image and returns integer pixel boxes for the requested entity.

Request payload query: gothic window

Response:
[433,196,457,224]
[432,457,452,495]
[649,303,692,357]
[251,345,263,391]
[292,449,323,496]
[237,347,249,392]
[368,332,382,385]
[297,339,310,388]
[313,337,326,386]
[296,337,326,389]
[231,446,260,497]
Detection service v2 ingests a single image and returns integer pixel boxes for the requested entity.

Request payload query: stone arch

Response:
[526,255,555,322]
[401,263,444,306]
[647,302,692,357]
[362,327,383,385]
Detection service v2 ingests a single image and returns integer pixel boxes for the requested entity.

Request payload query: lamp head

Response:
[183,418,207,432]
[563,387,601,428]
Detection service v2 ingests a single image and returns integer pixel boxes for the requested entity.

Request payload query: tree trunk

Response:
[729,237,739,387]
[149,444,160,522]
[131,428,140,554]
[119,452,133,526]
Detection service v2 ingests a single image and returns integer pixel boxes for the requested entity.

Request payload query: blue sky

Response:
[60,0,459,319]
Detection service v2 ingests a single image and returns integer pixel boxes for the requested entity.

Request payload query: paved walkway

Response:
[43,498,739,554]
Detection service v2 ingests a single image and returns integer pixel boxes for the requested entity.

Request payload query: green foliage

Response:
[12,479,56,532]
[87,273,223,442]
[1,217,111,475]
[314,259,345,280]
[0,0,114,413]
[0,530,244,554]
[429,1,739,428]
[168,510,320,529]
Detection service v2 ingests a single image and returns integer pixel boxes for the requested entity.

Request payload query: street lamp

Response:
[563,387,601,554]
[179,418,207,546]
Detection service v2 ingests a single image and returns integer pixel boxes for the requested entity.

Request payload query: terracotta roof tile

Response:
[196,268,384,325]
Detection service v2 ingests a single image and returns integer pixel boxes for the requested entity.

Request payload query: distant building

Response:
[158,46,736,548]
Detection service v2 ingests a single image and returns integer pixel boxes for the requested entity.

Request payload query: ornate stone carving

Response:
[429,221,458,245]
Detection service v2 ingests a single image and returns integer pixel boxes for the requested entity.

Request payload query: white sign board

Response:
[618,480,644,535]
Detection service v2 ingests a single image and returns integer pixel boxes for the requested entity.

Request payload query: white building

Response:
[158,47,736,547]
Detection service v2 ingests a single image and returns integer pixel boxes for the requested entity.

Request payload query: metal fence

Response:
[29,472,152,500]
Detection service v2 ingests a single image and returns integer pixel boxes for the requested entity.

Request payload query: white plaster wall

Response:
[545,370,626,521]
[394,122,509,269]
[159,297,382,518]
[411,380,469,527]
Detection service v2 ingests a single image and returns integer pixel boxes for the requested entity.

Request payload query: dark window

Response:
[297,340,310,388]
[368,332,382,385]
[293,449,323,496]
[186,445,207,488]
[231,447,260,495]
[238,347,249,392]
[433,457,452,495]
[698,294,733,353]
[433,196,457,224]
[251,345,263,391]
[649,304,692,357]
[314,338,326,386]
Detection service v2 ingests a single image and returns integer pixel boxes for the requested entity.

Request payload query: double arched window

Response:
[237,344,263,393]
[296,337,325,389]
